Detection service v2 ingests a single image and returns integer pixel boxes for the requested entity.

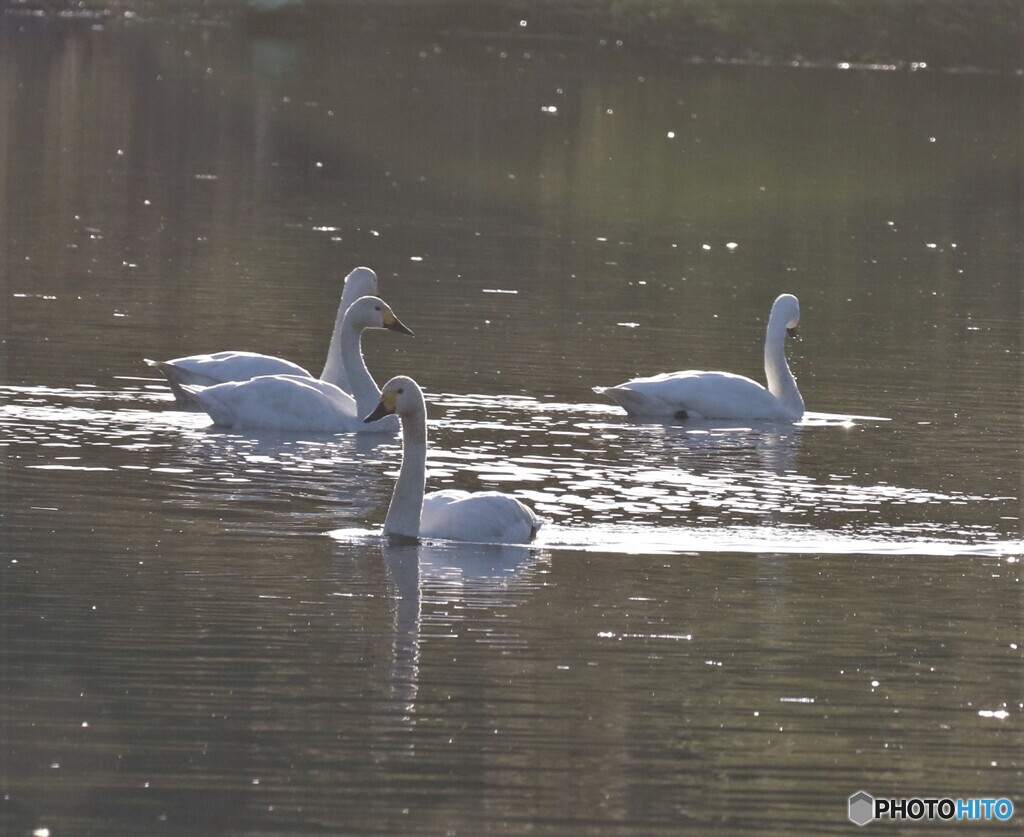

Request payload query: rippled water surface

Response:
[1,10,1021,837]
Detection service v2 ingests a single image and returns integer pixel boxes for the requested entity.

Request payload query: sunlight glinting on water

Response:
[3,384,1019,556]
[536,522,1023,557]
[426,392,1013,544]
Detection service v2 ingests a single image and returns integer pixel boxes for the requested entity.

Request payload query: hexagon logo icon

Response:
[849,791,875,826]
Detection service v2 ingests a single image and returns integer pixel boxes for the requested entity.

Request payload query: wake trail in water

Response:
[331,524,1021,558]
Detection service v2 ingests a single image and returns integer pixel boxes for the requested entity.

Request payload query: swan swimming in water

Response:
[364,376,543,544]
[183,296,413,433]
[146,266,379,406]
[594,293,805,421]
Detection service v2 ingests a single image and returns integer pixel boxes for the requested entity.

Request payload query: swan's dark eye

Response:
[397,388,404,394]
[375,305,382,311]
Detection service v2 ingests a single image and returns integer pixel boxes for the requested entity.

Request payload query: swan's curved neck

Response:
[338,321,381,416]
[383,408,427,539]
[764,312,804,417]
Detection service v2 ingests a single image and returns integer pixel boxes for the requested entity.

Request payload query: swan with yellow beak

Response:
[365,376,543,543]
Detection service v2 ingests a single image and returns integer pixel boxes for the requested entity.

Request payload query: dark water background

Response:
[1,8,1021,836]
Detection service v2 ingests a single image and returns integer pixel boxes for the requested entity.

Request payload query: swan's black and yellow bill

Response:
[786,326,799,339]
[364,390,398,423]
[383,311,414,337]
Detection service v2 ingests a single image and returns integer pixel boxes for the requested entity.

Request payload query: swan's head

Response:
[344,266,379,299]
[364,375,423,423]
[772,293,801,337]
[345,296,415,336]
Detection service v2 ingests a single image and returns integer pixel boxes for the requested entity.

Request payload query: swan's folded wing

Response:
[155,351,312,383]
[594,382,679,417]
[597,370,795,420]
[185,374,359,432]
[421,490,541,544]
[594,370,724,417]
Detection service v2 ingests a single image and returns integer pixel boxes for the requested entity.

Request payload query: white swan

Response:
[184,296,413,433]
[594,293,805,421]
[146,266,379,406]
[364,376,543,544]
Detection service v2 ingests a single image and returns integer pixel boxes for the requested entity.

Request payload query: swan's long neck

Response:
[383,408,427,540]
[321,276,373,387]
[319,294,351,388]
[764,311,804,417]
[338,320,381,416]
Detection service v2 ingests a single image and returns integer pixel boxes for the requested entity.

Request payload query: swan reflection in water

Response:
[580,415,806,475]
[339,535,547,720]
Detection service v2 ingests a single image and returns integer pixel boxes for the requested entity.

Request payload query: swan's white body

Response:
[364,376,542,544]
[595,293,805,421]
[146,266,378,406]
[184,296,412,433]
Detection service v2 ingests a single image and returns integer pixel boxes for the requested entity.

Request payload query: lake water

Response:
[1,9,1021,836]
